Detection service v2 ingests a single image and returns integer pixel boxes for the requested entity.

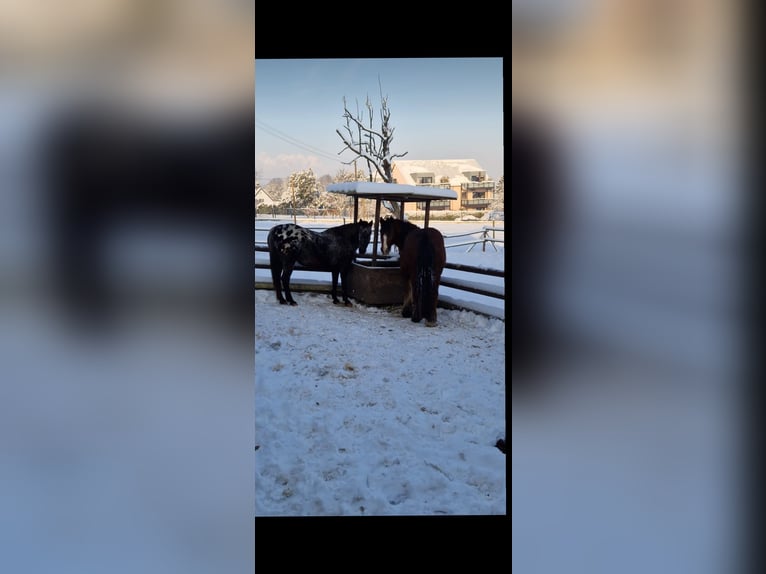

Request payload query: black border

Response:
[255,8,509,570]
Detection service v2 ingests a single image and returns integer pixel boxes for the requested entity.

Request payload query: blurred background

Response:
[512,0,750,572]
[0,1,253,572]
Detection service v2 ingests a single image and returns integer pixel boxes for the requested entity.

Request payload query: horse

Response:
[267,220,372,306]
[378,216,446,327]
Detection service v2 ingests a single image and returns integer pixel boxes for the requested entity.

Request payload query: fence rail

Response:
[254,226,504,317]
[444,226,504,252]
[254,225,505,253]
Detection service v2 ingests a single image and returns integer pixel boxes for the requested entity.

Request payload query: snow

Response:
[254,220,506,516]
[326,181,457,200]
[391,159,489,187]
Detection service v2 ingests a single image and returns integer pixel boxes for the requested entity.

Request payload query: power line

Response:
[255,118,344,163]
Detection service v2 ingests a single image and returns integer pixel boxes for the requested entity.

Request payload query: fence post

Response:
[482,228,487,252]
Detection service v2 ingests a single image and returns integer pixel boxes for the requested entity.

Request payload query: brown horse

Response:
[379,216,446,326]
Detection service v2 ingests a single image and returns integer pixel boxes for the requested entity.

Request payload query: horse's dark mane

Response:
[322,220,364,239]
[398,220,419,233]
[382,217,419,248]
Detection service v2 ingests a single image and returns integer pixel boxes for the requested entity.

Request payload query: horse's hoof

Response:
[425,321,437,328]
[332,299,340,305]
[278,300,288,305]
[289,301,298,306]
[344,301,353,307]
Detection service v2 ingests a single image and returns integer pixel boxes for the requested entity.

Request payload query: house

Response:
[391,159,496,214]
[255,186,280,208]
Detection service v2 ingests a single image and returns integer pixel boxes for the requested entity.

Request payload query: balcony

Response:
[461,198,492,208]
[416,200,452,210]
[416,182,452,190]
[461,181,495,191]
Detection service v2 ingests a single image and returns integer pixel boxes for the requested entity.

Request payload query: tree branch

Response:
[336,87,407,186]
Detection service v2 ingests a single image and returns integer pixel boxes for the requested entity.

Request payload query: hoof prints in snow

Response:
[255,290,506,516]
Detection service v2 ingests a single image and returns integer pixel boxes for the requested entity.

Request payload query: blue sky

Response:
[255,58,504,184]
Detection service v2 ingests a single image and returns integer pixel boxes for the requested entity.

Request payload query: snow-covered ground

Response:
[254,219,506,516]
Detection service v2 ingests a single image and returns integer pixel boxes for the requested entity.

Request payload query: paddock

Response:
[255,219,504,319]
[322,182,458,307]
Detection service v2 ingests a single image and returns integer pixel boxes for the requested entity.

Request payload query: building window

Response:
[419,176,433,184]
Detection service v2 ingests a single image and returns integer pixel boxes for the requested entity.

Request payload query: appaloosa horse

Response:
[379,216,446,326]
[267,220,372,306]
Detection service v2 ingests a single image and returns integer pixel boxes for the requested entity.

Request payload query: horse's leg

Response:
[402,281,413,318]
[431,279,443,326]
[282,261,298,305]
[425,243,446,326]
[424,274,439,326]
[269,251,287,304]
[330,269,341,304]
[339,266,353,306]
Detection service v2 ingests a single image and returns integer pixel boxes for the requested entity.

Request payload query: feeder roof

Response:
[326,181,457,201]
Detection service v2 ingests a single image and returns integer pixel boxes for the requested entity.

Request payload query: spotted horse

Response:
[267,220,372,306]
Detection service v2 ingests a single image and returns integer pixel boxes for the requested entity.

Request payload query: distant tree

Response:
[336,78,408,218]
[287,168,319,213]
[310,188,344,218]
[490,175,504,211]
[333,168,366,183]
[264,178,286,202]
[330,168,374,218]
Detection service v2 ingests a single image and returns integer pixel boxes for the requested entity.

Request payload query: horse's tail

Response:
[413,232,435,323]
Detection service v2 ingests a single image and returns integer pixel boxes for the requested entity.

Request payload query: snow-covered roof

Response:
[393,159,489,186]
[255,187,280,203]
[326,181,457,201]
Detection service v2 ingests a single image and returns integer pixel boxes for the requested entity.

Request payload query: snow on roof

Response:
[326,181,457,200]
[255,187,279,202]
[393,159,489,186]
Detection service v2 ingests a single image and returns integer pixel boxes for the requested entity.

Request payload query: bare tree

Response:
[336,79,408,218]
